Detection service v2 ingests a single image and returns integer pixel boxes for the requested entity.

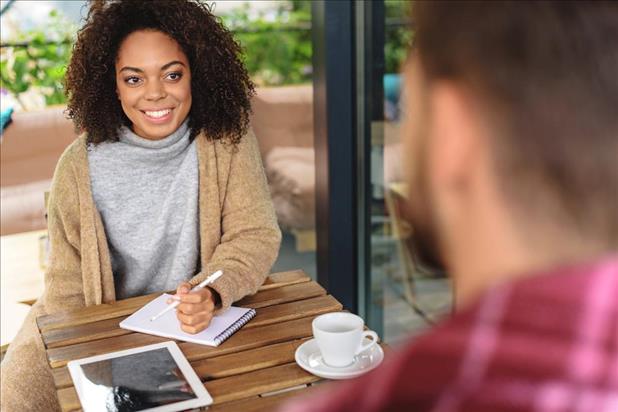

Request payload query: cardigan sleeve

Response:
[189,131,282,311]
[41,145,88,313]
[0,142,91,411]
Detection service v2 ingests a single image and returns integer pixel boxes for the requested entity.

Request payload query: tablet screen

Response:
[68,342,212,412]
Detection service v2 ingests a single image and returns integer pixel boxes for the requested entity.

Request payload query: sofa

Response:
[1,107,78,235]
[250,85,315,231]
[0,86,316,237]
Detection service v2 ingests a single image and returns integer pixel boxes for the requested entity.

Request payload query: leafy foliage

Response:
[220,0,312,86]
[0,1,412,108]
[0,10,75,109]
[385,0,414,73]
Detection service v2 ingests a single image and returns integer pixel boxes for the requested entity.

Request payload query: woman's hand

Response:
[170,282,218,334]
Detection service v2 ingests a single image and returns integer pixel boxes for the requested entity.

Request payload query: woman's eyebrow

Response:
[119,60,186,73]
[160,60,185,71]
[119,66,144,74]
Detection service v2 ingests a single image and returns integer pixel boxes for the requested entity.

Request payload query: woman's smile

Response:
[141,108,174,123]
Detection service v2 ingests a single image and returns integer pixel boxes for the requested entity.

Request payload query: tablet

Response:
[67,341,213,412]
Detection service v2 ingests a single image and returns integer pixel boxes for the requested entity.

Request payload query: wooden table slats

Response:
[46,289,341,368]
[204,362,322,404]
[43,317,133,349]
[52,337,313,389]
[208,384,321,412]
[37,270,312,332]
[56,386,80,412]
[191,337,312,380]
[47,308,335,368]
[42,294,341,349]
[258,269,309,289]
[178,315,318,363]
[57,362,321,412]
[38,270,385,412]
[233,281,326,309]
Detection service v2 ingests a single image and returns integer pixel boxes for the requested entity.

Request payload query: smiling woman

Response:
[0,1,281,411]
[64,0,254,146]
[115,31,193,141]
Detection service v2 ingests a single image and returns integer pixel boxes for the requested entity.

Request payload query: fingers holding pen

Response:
[172,282,217,334]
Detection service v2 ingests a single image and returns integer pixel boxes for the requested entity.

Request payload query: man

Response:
[281,2,618,411]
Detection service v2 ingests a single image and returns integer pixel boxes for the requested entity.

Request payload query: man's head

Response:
[403,1,618,303]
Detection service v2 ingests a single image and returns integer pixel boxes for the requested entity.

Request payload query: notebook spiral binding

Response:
[213,308,257,346]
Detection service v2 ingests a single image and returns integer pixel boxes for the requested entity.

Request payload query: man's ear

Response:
[427,83,482,194]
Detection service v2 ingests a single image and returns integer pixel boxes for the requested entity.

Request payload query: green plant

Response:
[0,1,412,109]
[221,0,312,86]
[385,0,414,73]
[0,9,76,109]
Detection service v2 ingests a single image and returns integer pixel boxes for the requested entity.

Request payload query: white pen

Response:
[149,270,223,322]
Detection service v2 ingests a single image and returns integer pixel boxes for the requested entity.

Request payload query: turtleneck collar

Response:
[93,118,195,163]
[119,118,190,150]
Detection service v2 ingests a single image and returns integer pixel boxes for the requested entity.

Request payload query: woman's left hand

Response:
[170,282,218,334]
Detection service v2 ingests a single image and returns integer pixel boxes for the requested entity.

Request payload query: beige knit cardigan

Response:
[0,130,281,411]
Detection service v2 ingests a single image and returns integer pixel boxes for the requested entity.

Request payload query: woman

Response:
[0,1,281,410]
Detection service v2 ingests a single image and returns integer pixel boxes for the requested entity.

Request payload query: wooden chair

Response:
[384,182,452,323]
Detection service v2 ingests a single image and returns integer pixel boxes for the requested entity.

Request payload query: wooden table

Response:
[37,270,386,411]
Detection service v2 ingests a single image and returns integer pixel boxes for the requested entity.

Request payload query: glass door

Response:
[362,0,453,344]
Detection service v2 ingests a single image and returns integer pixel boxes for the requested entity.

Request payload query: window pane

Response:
[219,1,317,280]
[369,0,453,344]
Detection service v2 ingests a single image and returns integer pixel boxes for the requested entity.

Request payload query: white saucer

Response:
[295,338,384,380]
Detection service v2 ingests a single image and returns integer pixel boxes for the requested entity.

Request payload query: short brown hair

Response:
[412,1,618,246]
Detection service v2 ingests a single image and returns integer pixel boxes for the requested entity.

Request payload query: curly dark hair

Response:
[65,0,255,145]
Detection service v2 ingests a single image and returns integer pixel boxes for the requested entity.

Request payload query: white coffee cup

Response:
[312,312,379,368]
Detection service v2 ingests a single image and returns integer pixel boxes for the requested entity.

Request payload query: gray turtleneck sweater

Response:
[87,120,200,299]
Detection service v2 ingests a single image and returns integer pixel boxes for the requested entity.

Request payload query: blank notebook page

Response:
[120,294,255,347]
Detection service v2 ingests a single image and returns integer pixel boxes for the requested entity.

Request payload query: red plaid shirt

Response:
[281,256,618,412]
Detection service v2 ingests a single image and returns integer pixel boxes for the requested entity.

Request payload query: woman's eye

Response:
[124,76,142,86]
[166,72,182,81]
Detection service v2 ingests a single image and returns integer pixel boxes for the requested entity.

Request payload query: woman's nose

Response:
[144,80,166,100]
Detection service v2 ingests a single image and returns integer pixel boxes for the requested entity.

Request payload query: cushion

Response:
[265,147,315,230]
[0,179,51,236]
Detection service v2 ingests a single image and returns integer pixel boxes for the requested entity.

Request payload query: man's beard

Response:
[404,203,447,275]
[403,143,448,275]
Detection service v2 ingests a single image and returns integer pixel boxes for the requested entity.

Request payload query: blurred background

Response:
[0,0,451,353]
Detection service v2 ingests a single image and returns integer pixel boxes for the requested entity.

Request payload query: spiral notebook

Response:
[119,294,256,347]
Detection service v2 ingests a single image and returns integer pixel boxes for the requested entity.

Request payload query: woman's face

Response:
[115,30,192,140]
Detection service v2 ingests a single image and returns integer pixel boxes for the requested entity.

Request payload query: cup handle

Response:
[355,330,379,355]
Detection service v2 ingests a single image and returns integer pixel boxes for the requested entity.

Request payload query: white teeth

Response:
[144,109,171,118]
